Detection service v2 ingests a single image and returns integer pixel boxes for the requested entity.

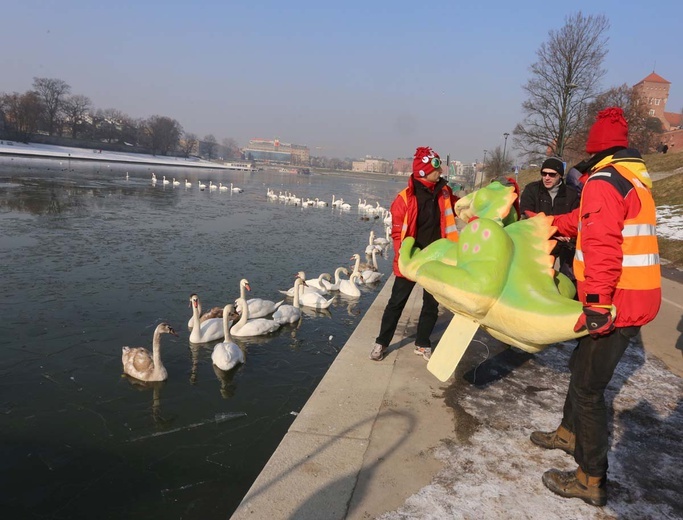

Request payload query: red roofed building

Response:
[633,72,681,132]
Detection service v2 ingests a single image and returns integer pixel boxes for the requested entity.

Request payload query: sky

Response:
[2,0,683,163]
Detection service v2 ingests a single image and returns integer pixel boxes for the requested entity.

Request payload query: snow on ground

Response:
[0,140,228,169]
[657,205,683,240]
[381,337,682,520]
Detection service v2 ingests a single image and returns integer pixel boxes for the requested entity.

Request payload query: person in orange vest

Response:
[530,107,661,506]
[369,146,458,362]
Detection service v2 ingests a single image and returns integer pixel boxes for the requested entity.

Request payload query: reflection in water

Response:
[0,160,398,519]
[213,363,241,399]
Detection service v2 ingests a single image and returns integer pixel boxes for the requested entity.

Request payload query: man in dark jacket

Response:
[520,158,580,278]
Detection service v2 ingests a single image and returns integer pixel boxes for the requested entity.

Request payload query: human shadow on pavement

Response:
[241,410,416,519]
[610,398,683,518]
[676,314,683,354]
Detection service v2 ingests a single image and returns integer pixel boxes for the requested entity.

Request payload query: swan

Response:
[211,304,245,371]
[298,289,336,310]
[326,267,349,291]
[230,183,243,193]
[189,294,225,344]
[172,178,180,186]
[315,198,328,207]
[162,175,170,185]
[199,181,207,190]
[351,251,384,284]
[365,230,382,255]
[235,278,284,318]
[219,183,229,191]
[272,276,304,325]
[122,322,177,382]
[187,298,223,330]
[185,179,192,188]
[340,202,351,210]
[339,271,363,298]
[209,181,218,190]
[373,226,391,246]
[331,195,343,208]
[231,296,281,337]
[279,271,327,296]
[299,273,331,294]
[151,173,157,183]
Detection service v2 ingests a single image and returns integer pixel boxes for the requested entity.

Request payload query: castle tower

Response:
[633,72,671,130]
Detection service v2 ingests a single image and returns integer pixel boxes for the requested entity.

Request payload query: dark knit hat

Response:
[412,146,441,177]
[541,158,564,176]
[585,107,629,154]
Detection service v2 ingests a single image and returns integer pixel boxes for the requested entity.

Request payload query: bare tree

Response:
[513,12,609,159]
[145,116,182,155]
[32,77,71,135]
[62,94,92,138]
[221,137,240,159]
[571,84,664,155]
[483,146,512,181]
[180,132,198,157]
[202,134,217,160]
[0,91,43,142]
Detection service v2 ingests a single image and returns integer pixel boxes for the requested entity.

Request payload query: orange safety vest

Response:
[397,186,459,243]
[574,164,660,291]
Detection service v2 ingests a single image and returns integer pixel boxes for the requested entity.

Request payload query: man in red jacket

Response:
[369,146,458,362]
[530,107,661,506]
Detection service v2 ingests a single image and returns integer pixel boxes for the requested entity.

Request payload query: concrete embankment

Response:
[231,271,683,519]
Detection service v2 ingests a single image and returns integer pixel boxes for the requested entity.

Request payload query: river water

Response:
[0,159,402,519]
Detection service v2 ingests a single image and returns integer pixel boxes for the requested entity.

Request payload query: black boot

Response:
[530,425,575,456]
[542,467,607,507]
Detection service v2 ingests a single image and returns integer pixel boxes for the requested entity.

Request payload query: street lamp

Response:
[557,83,578,158]
[502,133,510,167]
[480,149,488,188]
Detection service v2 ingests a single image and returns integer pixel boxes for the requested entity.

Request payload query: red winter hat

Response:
[585,107,628,154]
[412,146,441,177]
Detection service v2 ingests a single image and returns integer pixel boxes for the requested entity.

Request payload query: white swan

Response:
[279,271,327,296]
[231,296,281,337]
[235,278,284,318]
[373,226,391,246]
[326,267,349,291]
[185,179,192,188]
[162,175,170,185]
[339,271,363,298]
[189,294,225,344]
[331,195,343,208]
[187,298,223,330]
[211,304,245,371]
[340,202,351,210]
[360,249,384,284]
[172,178,180,186]
[230,183,243,193]
[122,322,177,382]
[365,230,382,255]
[151,173,157,184]
[295,273,336,309]
[299,273,331,294]
[209,181,218,191]
[199,181,207,190]
[272,277,304,325]
[219,183,229,191]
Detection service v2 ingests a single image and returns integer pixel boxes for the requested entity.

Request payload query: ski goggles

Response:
[429,157,442,169]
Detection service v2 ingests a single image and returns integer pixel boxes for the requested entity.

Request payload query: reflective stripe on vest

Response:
[574,164,661,291]
[398,187,459,243]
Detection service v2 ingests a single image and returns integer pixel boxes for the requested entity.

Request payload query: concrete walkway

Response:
[231,272,683,519]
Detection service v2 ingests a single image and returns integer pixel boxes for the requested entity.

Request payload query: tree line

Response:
[0,77,240,159]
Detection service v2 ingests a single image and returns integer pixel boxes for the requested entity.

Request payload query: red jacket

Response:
[553,150,661,327]
[390,176,459,277]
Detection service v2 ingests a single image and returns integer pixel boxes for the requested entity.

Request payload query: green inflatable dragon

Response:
[398,181,585,362]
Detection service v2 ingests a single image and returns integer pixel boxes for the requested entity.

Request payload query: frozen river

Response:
[0,159,402,519]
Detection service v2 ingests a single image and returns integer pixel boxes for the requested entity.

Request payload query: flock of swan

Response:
[266,188,391,221]
[150,173,243,192]
[122,228,393,384]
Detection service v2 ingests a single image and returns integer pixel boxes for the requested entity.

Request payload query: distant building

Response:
[352,157,391,174]
[242,138,310,165]
[392,158,412,176]
[633,72,683,153]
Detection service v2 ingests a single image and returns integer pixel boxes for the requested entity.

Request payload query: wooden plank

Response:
[427,314,480,382]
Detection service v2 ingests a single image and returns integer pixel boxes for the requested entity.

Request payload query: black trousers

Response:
[559,326,639,477]
[375,276,439,349]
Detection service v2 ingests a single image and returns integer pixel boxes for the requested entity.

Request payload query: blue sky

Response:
[2,0,682,162]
